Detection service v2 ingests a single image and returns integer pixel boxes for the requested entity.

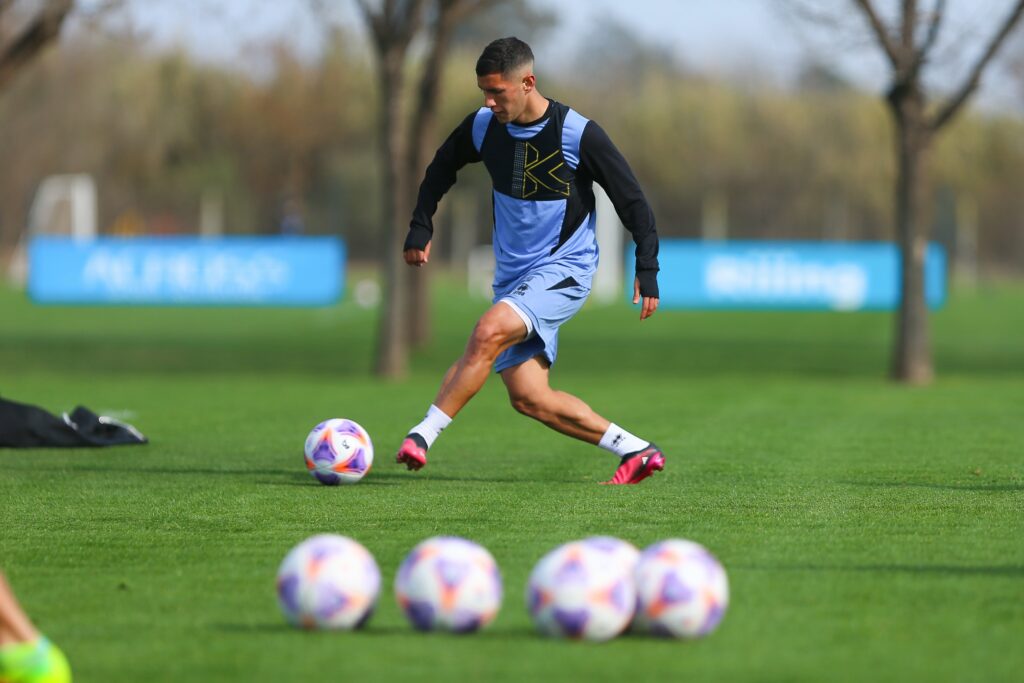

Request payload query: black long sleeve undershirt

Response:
[405,113,478,252]
[577,121,660,298]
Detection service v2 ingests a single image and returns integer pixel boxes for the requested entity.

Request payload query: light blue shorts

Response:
[492,263,593,373]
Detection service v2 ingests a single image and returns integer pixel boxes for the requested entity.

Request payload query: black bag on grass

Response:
[0,397,147,448]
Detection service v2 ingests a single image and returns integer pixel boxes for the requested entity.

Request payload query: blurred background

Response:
[2,0,1023,379]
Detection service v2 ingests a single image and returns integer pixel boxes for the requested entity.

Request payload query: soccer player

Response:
[0,572,71,683]
[396,37,664,485]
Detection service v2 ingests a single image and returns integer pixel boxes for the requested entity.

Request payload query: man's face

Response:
[477,69,530,124]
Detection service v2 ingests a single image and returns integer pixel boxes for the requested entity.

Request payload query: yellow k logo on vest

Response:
[523,143,570,198]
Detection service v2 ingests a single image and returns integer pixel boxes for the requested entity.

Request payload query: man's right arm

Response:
[404,112,482,252]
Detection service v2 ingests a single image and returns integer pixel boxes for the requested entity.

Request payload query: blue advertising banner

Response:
[28,236,344,306]
[627,240,945,310]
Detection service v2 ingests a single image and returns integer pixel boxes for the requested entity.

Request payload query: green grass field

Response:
[1,277,1022,682]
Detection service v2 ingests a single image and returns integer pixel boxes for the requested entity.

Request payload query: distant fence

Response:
[628,240,946,310]
[28,236,344,306]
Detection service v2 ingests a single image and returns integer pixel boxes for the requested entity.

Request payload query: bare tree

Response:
[354,0,427,378]
[784,0,1024,382]
[847,0,1024,383]
[353,0,498,376]
[405,0,497,347]
[0,0,74,92]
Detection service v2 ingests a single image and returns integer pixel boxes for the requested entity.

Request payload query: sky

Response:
[548,0,807,75]
[93,0,806,73]
[83,0,1024,111]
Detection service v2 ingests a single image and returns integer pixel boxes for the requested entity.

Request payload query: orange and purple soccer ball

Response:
[633,539,729,638]
[276,534,381,630]
[395,536,503,633]
[527,539,637,642]
[303,418,374,485]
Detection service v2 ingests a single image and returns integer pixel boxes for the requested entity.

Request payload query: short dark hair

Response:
[476,37,534,77]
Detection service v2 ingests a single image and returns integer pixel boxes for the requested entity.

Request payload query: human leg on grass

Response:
[499,355,609,443]
[396,301,528,470]
[499,356,665,485]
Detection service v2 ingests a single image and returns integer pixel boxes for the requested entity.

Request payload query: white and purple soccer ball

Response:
[634,539,729,638]
[583,536,641,576]
[275,534,381,630]
[303,418,374,485]
[395,536,503,633]
[527,540,636,642]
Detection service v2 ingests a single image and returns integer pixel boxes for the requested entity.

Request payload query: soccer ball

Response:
[634,539,729,638]
[275,534,381,630]
[582,536,640,576]
[527,540,636,642]
[582,536,640,627]
[303,418,374,485]
[395,536,503,633]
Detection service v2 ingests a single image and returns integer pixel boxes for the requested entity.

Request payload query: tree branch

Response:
[407,0,496,177]
[904,0,945,86]
[900,0,917,57]
[0,0,73,92]
[386,0,427,48]
[931,0,1024,130]
[852,0,900,68]
[357,0,427,56]
[353,0,387,46]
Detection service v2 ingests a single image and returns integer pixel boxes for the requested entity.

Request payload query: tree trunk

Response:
[406,86,438,348]
[404,7,461,349]
[374,50,412,378]
[889,91,934,384]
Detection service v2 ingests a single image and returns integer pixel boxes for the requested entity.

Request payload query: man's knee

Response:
[509,389,554,420]
[509,392,538,418]
[468,309,522,360]
[467,320,504,360]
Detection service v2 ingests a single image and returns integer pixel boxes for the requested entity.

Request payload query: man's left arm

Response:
[578,121,660,320]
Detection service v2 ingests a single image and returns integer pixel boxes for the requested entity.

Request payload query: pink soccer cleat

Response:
[396,434,428,471]
[602,444,665,485]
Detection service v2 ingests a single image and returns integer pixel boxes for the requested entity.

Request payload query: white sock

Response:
[409,404,452,449]
[598,423,649,458]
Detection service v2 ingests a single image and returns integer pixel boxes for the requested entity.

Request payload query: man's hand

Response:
[633,277,659,320]
[404,241,432,267]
